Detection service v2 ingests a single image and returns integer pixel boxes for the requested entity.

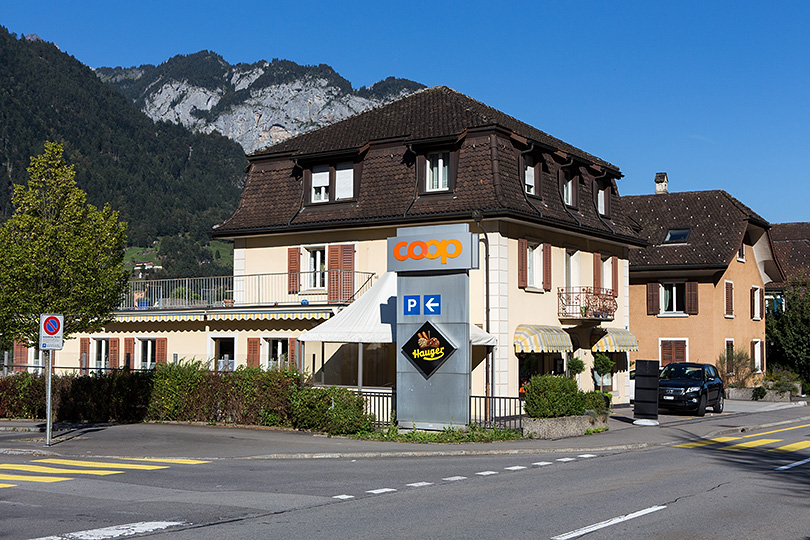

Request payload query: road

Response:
[1,411,809,539]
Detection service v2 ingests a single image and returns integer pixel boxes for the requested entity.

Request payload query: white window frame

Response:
[311,165,330,203]
[93,337,110,370]
[725,280,735,318]
[526,242,543,288]
[263,337,290,370]
[737,242,746,262]
[597,186,607,215]
[138,337,158,371]
[752,285,762,320]
[335,161,354,200]
[660,281,687,314]
[565,249,579,289]
[752,339,762,372]
[306,246,327,290]
[427,152,449,192]
[601,255,612,291]
[563,175,574,206]
[524,156,535,195]
[208,333,238,372]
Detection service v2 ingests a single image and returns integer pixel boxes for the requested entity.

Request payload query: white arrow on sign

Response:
[424,295,440,314]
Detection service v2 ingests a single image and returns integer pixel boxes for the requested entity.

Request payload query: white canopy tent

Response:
[299,272,497,389]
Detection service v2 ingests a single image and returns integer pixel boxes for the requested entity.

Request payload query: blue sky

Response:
[4,0,809,223]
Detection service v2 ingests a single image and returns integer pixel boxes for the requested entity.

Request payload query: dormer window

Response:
[664,228,690,243]
[524,155,536,195]
[561,169,576,207]
[596,180,611,217]
[306,160,359,204]
[427,152,450,192]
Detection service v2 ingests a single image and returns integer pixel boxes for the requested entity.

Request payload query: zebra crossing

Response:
[0,456,210,489]
[673,422,810,463]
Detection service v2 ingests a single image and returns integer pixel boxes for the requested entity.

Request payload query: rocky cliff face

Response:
[97,52,424,153]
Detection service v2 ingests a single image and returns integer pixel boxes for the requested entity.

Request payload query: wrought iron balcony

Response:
[558,287,617,320]
[120,271,376,311]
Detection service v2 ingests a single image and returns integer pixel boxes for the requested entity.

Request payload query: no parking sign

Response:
[39,314,64,351]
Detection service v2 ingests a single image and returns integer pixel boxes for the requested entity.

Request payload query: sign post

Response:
[388,224,478,430]
[39,314,64,447]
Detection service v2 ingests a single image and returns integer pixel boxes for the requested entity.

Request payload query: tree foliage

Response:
[0,142,128,344]
[766,283,810,383]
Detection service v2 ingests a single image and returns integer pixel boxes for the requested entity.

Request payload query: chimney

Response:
[654,172,669,194]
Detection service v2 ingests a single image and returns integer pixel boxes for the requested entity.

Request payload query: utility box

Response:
[633,359,659,420]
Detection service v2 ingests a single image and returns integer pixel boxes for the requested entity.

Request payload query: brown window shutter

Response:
[448,150,459,191]
[750,341,756,367]
[518,238,528,289]
[108,338,119,370]
[124,338,135,369]
[647,283,660,315]
[156,338,168,365]
[287,337,298,369]
[750,287,756,319]
[327,245,341,303]
[340,244,355,302]
[685,281,699,315]
[612,256,619,297]
[543,243,552,291]
[247,338,261,368]
[593,253,601,289]
[760,288,765,318]
[13,341,28,372]
[288,247,301,294]
[674,340,686,363]
[725,282,734,316]
[80,337,90,375]
[573,174,579,207]
[416,154,427,192]
[661,340,673,366]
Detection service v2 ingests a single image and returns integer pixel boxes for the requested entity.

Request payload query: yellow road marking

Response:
[768,441,810,453]
[124,458,211,465]
[721,438,782,451]
[0,483,17,488]
[0,473,71,483]
[674,436,741,448]
[0,464,122,476]
[34,459,168,470]
[741,423,810,438]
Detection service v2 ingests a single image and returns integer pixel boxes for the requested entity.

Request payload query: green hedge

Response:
[523,374,612,419]
[0,363,374,435]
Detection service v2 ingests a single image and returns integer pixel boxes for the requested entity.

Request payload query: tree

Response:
[766,281,810,384]
[592,352,615,393]
[0,142,128,346]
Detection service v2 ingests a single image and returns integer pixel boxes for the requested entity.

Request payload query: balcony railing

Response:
[121,271,376,311]
[558,286,617,320]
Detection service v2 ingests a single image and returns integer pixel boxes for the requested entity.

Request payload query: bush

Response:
[718,348,756,388]
[0,372,46,419]
[567,357,585,378]
[148,360,207,421]
[752,386,767,401]
[291,386,374,435]
[583,391,611,415]
[765,366,801,395]
[523,375,585,418]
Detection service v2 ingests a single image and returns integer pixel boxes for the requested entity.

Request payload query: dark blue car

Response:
[659,362,724,416]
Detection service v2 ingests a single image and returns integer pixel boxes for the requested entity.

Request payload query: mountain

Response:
[0,27,246,252]
[96,51,425,153]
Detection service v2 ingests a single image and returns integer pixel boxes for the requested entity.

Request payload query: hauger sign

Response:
[387,224,478,430]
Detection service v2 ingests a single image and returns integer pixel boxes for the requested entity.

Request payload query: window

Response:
[664,228,690,243]
[139,339,157,370]
[751,286,762,320]
[307,247,326,289]
[737,242,746,261]
[311,165,329,203]
[595,179,611,217]
[427,152,450,192]
[518,239,551,291]
[660,339,687,365]
[562,172,574,206]
[601,255,612,290]
[652,281,698,316]
[335,161,354,200]
[565,249,578,289]
[94,338,109,370]
[266,338,288,369]
[661,282,686,313]
[751,339,762,372]
[524,155,537,195]
[725,281,734,317]
[527,242,542,288]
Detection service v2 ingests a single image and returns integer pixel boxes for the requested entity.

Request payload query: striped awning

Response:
[514,324,573,353]
[115,313,206,323]
[591,328,639,352]
[208,311,332,321]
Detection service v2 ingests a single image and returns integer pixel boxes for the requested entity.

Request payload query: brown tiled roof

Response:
[253,86,618,170]
[624,190,769,269]
[215,87,642,246]
[769,222,810,285]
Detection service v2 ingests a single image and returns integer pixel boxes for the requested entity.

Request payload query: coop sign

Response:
[387,225,478,272]
[401,321,456,379]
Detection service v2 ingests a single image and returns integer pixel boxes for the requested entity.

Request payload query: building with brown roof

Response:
[624,174,782,376]
[767,222,810,296]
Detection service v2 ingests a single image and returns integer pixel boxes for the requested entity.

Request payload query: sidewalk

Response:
[0,399,807,460]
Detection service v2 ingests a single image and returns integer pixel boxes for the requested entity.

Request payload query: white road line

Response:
[32,521,186,540]
[332,494,354,500]
[505,466,527,471]
[476,471,498,476]
[578,454,597,458]
[406,482,433,487]
[443,476,467,481]
[532,461,553,467]
[366,488,397,494]
[775,456,810,471]
[550,505,667,540]
[556,457,576,462]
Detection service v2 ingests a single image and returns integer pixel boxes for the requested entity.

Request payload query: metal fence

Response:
[121,271,375,311]
[350,388,395,428]
[470,395,524,432]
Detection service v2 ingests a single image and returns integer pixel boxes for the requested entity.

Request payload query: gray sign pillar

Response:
[388,224,478,430]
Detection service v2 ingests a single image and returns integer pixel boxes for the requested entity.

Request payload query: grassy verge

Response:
[352,424,524,443]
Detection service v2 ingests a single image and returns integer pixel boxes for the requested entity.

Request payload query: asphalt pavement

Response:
[0,399,808,461]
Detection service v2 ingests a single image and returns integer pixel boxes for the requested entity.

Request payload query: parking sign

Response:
[39,314,64,351]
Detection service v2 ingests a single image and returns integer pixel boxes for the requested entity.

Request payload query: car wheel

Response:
[713,393,724,413]
[696,394,707,417]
